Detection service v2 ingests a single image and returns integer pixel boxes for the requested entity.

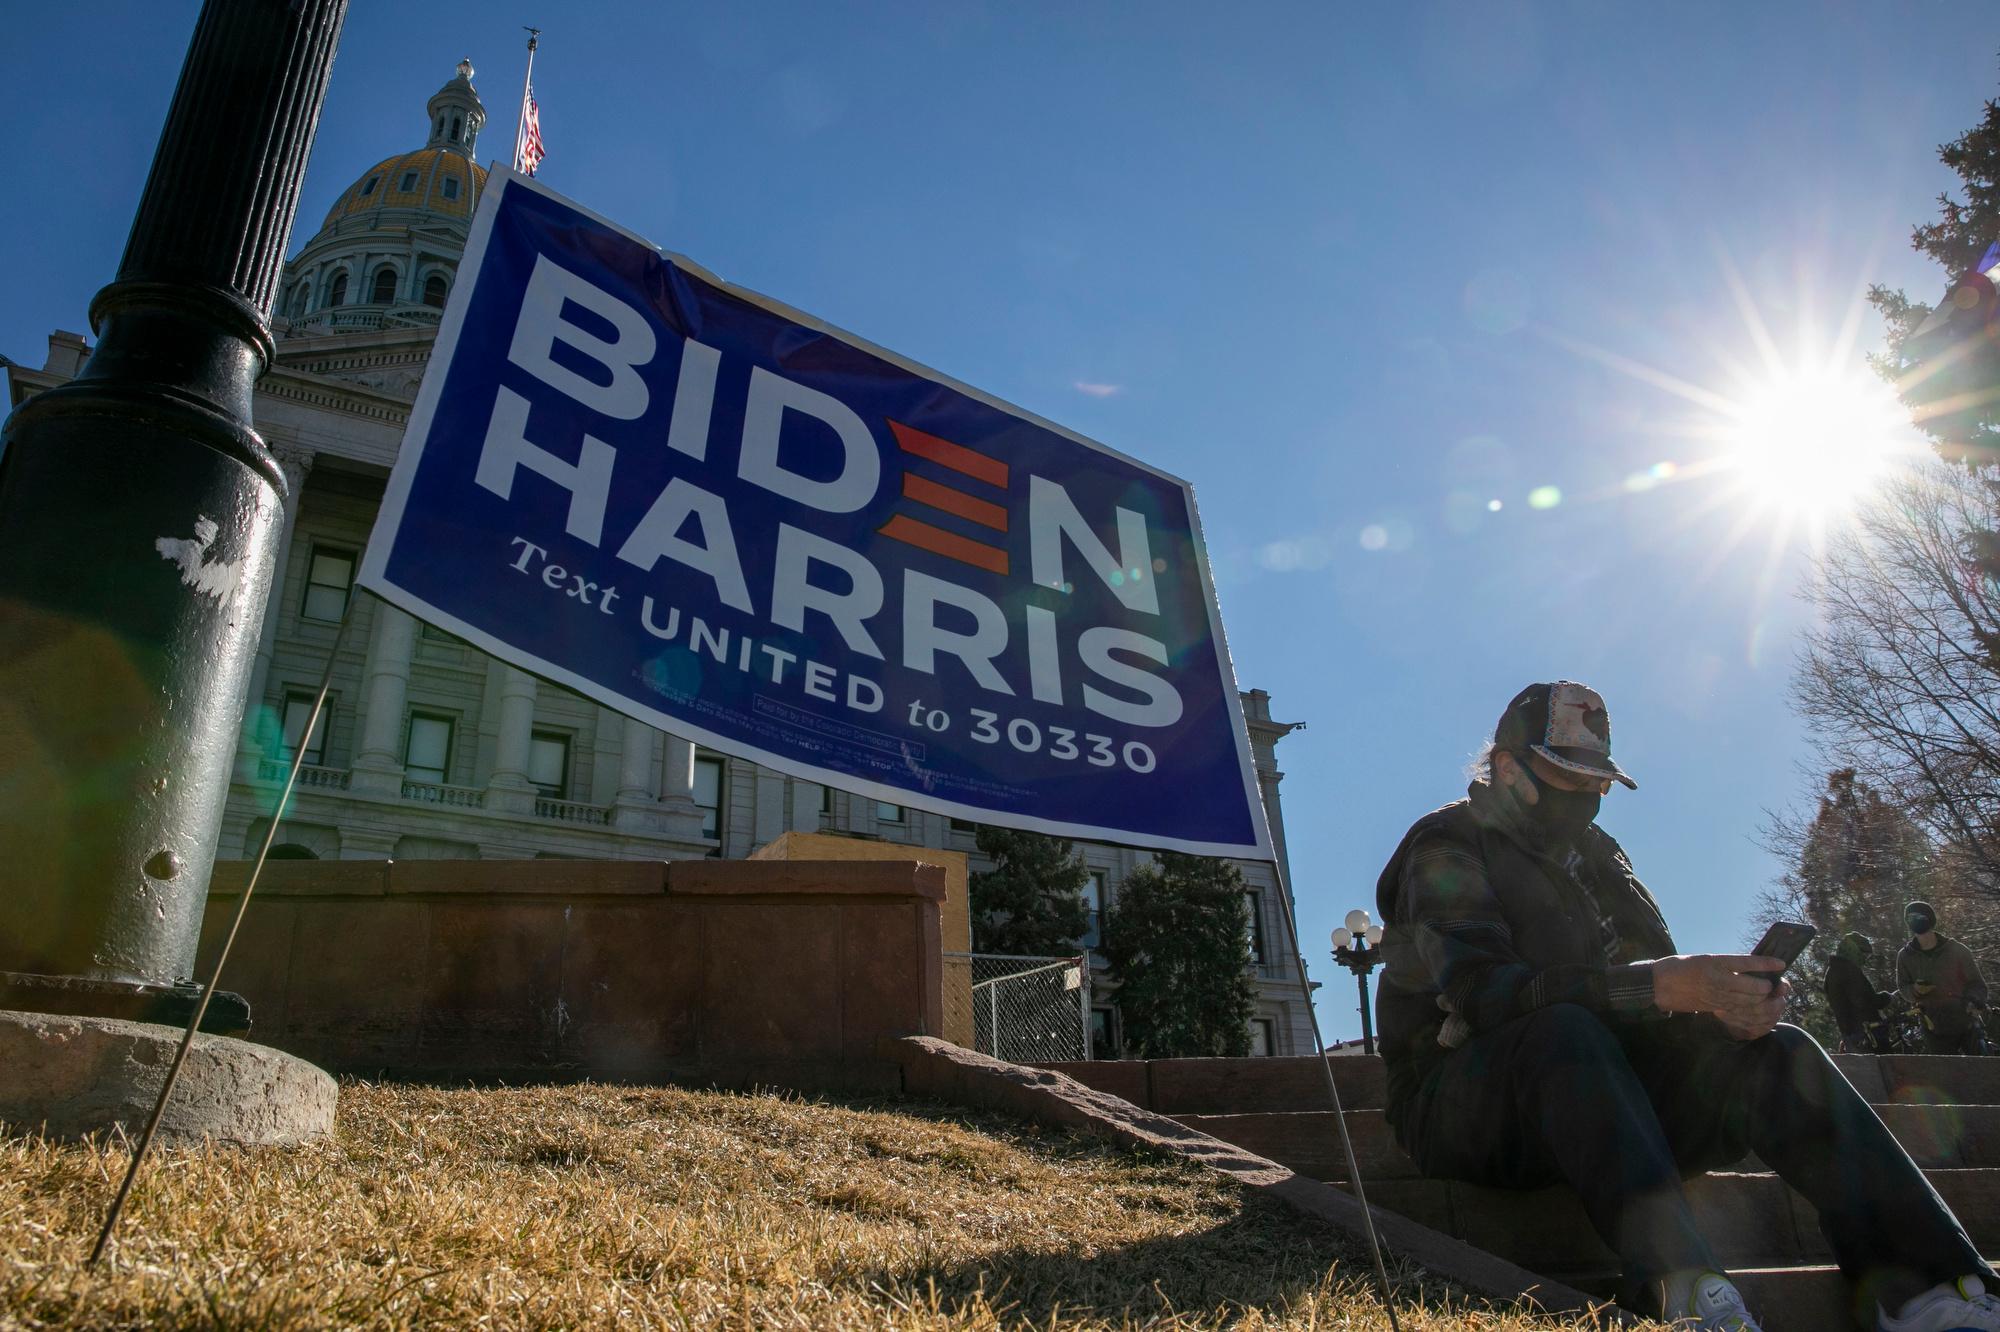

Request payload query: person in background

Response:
[1826,932,1896,1053]
[1375,681,2000,1332]
[1897,902,1991,1055]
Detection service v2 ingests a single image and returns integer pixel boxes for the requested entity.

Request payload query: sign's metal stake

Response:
[88,595,364,1268]
[1267,857,1404,1332]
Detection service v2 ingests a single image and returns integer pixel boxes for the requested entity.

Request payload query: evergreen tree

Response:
[968,826,1091,955]
[1868,91,2000,461]
[1755,769,1938,1045]
[1101,852,1256,1057]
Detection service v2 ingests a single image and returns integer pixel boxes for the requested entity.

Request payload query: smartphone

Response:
[1753,920,1817,968]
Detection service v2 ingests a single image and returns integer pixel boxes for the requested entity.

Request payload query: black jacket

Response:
[1823,953,1890,1037]
[1374,781,1678,1129]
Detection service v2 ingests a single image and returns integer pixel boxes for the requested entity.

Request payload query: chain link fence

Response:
[941,952,1090,1063]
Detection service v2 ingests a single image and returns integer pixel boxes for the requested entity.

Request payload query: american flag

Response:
[516,85,546,176]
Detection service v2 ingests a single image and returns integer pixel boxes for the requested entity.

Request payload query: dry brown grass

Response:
[0,1082,1646,1330]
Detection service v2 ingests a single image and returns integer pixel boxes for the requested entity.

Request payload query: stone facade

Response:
[4,61,1312,1059]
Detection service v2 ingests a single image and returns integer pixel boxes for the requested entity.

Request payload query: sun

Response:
[1714,366,1911,519]
[1540,256,1930,568]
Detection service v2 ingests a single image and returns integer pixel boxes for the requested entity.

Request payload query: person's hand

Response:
[1714,977,1791,1040]
[1916,981,1936,996]
[1652,954,1787,1022]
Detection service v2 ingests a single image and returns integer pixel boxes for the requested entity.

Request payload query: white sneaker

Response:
[1660,1270,1764,1331]
[1878,1275,2000,1332]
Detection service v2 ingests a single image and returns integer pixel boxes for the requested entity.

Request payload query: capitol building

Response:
[5,61,1312,1059]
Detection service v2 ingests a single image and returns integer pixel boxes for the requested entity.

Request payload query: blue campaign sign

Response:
[360,170,1271,858]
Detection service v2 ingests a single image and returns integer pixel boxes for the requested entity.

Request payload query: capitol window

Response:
[399,171,418,191]
[529,731,571,800]
[280,693,329,767]
[693,755,724,841]
[441,177,459,201]
[403,713,455,785]
[300,546,354,622]
[370,268,397,304]
[360,175,378,196]
[325,271,347,307]
[423,274,448,308]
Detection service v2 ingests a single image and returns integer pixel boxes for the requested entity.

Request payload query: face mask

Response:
[1908,913,1934,936]
[1514,754,1602,839]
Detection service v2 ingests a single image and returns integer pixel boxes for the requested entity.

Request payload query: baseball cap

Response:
[1493,681,1638,790]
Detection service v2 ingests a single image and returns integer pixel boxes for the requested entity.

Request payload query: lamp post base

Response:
[0,1010,333,1146]
[0,971,250,1037]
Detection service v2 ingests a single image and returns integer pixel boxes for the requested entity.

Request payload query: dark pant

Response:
[1396,1005,1991,1313]
[1920,1013,1988,1055]
[1838,1024,1891,1055]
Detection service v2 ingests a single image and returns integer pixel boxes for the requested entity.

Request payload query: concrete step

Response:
[1337,1167,2000,1274]
[1033,1054,1386,1114]
[1040,1053,2000,1118]
[1174,1109,1416,1180]
[1727,1267,1867,1332]
[1175,1103,2000,1182]
[1336,1171,1813,1272]
[1876,1101,2000,1168]
[1832,1051,2000,1107]
[1875,1054,2000,1107]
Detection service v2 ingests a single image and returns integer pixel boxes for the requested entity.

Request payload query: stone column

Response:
[233,443,315,783]
[649,731,707,841]
[753,768,787,849]
[615,713,655,802]
[663,734,696,801]
[346,602,416,797]
[790,780,824,833]
[609,710,666,833]
[484,664,538,813]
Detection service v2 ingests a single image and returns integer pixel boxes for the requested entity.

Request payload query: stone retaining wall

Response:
[199,858,944,1089]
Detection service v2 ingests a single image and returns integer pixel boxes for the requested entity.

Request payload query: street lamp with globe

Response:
[1332,909,1386,1056]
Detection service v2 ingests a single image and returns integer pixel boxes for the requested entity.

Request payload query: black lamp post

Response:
[1332,908,1385,1056]
[0,0,347,1028]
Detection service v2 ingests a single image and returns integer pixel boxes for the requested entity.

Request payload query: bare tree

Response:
[1794,462,2000,898]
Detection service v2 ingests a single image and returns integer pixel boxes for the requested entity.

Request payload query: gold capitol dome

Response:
[321,146,485,229]
[279,58,492,332]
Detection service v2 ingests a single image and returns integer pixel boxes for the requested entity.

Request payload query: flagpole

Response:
[513,26,539,171]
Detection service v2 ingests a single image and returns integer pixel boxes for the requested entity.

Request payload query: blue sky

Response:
[5,3,1992,1042]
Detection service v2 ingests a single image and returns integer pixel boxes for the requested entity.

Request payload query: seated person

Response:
[1374,681,1997,1332]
